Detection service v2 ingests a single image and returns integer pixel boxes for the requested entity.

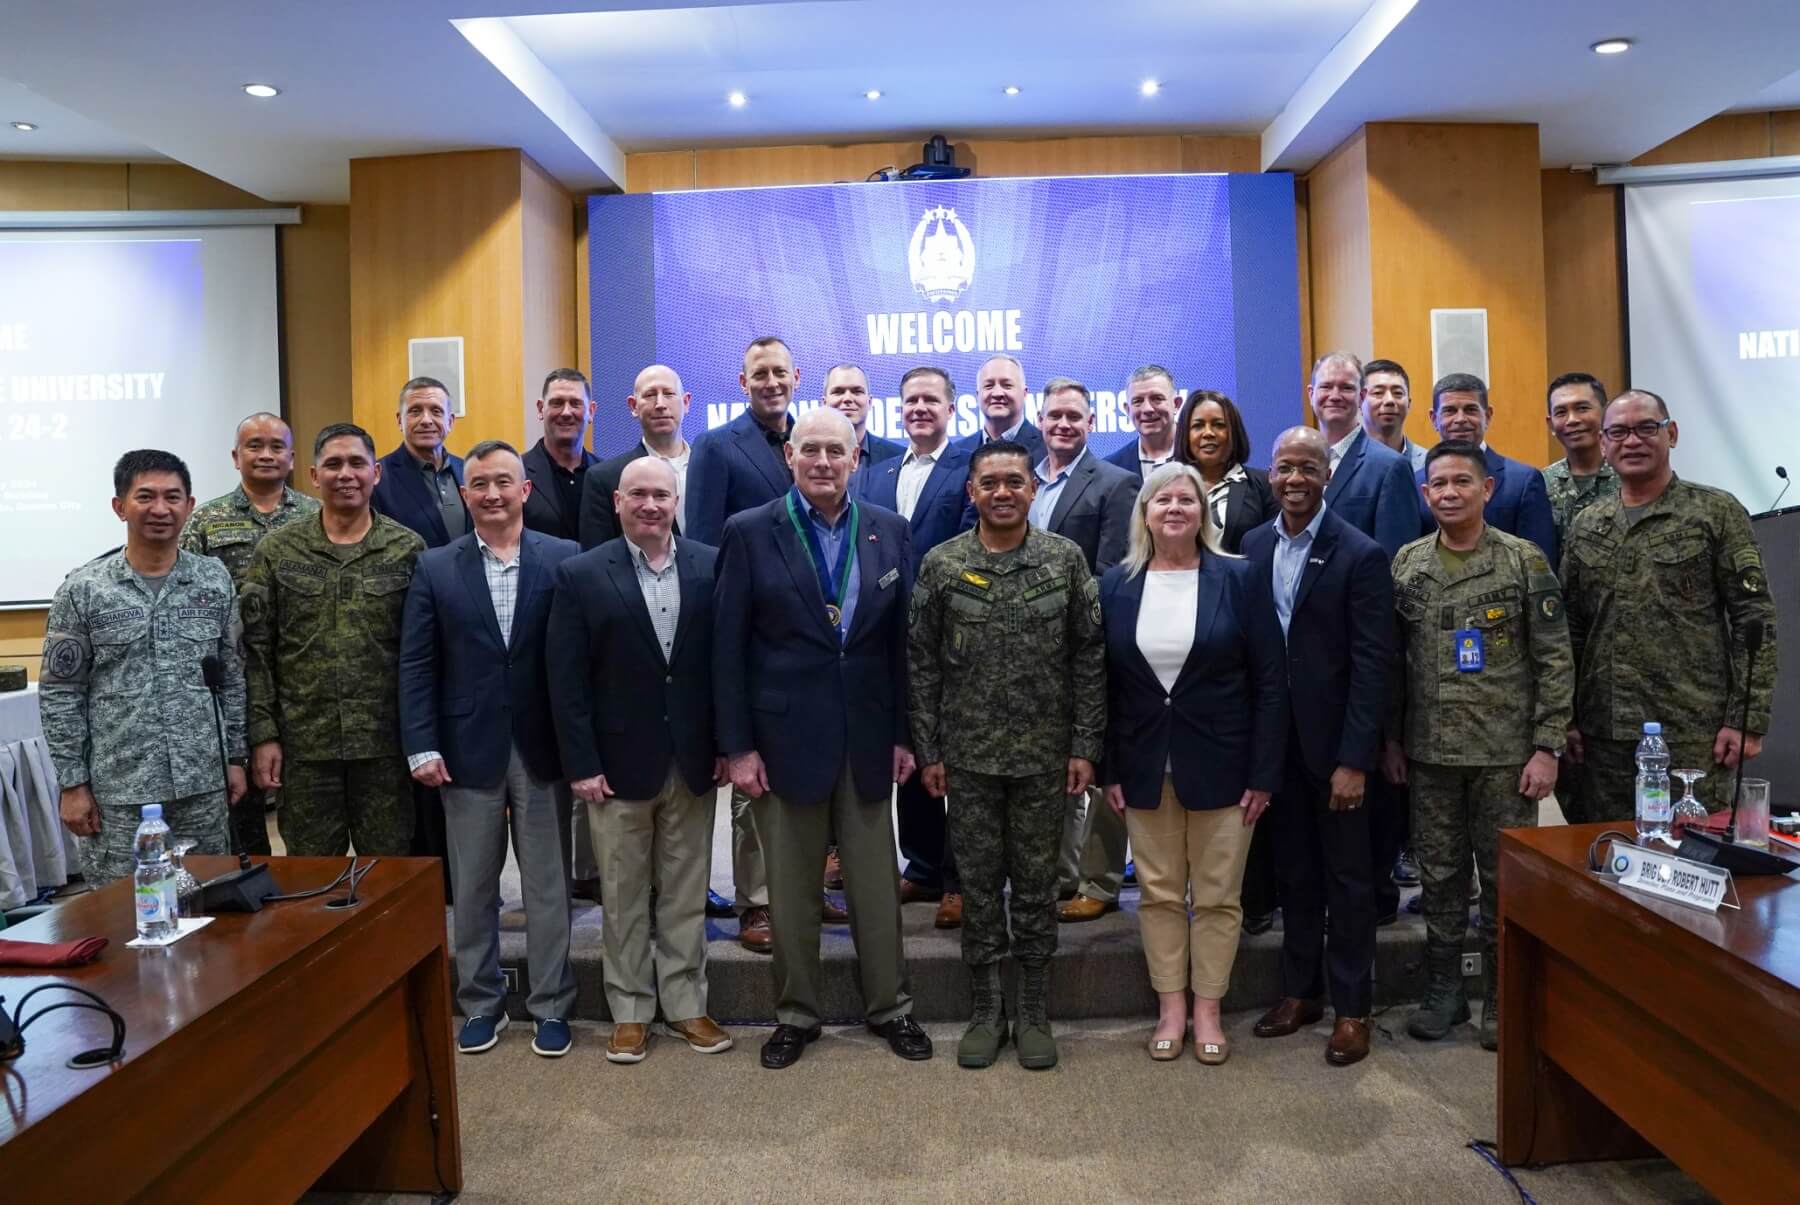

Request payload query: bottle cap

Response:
[142,803,163,819]
[1643,722,1662,735]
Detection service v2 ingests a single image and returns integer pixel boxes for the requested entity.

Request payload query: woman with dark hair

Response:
[1173,389,1277,555]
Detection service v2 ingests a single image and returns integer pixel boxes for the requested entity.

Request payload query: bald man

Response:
[580,364,694,551]
[954,355,1046,463]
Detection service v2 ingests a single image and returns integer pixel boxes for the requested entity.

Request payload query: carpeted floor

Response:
[307,1011,1711,1205]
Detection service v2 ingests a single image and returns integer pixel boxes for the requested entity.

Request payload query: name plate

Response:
[1603,840,1734,912]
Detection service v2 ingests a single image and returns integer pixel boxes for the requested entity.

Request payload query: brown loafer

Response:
[667,1015,734,1054]
[738,906,773,953]
[1194,1036,1230,1065]
[1326,1017,1371,1066]
[1057,893,1116,923]
[824,848,845,890]
[606,1022,648,1064]
[933,892,963,929]
[1254,997,1326,1038]
[899,879,943,904]
[821,892,849,923]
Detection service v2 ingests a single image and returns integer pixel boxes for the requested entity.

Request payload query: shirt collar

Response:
[1206,462,1248,495]
[800,491,852,532]
[1035,446,1087,485]
[990,417,1026,443]
[625,534,677,570]
[474,529,520,567]
[903,435,948,466]
[1329,428,1360,461]
[642,438,690,462]
[1274,502,1327,545]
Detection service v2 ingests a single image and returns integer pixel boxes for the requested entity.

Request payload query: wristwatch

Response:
[1533,745,1561,760]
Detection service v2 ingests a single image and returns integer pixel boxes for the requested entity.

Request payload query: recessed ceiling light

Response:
[727,91,747,108]
[1590,38,1632,55]
[1003,85,1021,96]
[864,89,882,100]
[11,121,37,132]
[243,83,280,98]
[1140,79,1161,97]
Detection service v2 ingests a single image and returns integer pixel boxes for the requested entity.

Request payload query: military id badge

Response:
[1454,628,1484,672]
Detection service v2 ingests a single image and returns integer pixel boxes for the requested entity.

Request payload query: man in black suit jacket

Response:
[398,440,580,1057]
[579,364,693,551]
[822,363,904,499]
[547,456,734,1064]
[1103,363,1180,479]
[953,354,1046,463]
[1240,427,1393,1067]
[522,368,600,544]
[714,407,932,1070]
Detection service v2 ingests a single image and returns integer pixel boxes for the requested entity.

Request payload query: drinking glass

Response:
[170,838,202,918]
[1671,769,1708,836]
[1736,779,1771,849]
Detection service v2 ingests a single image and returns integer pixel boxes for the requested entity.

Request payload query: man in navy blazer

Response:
[714,407,932,1070]
[372,376,470,549]
[1103,364,1181,480]
[1311,352,1421,559]
[953,354,1046,464]
[1241,428,1393,1066]
[861,366,975,925]
[398,440,579,1058]
[1414,373,1557,563]
[822,363,904,500]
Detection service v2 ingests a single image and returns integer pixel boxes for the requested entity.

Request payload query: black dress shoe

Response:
[705,889,735,919]
[760,1023,822,1069]
[1241,911,1276,936]
[869,1015,934,1061]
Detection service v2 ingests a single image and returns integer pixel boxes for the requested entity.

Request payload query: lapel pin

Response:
[868,533,879,542]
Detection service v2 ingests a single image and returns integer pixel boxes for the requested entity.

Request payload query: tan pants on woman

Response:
[1125,777,1256,998]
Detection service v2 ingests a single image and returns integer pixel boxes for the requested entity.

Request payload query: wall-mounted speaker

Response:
[1430,308,1489,385]
[407,336,466,417]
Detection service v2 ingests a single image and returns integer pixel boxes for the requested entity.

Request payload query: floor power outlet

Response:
[1460,953,1483,978]
[502,967,520,995]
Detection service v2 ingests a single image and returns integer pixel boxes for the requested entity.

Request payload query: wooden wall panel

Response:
[280,204,351,486]
[961,135,1181,178]
[1303,129,1373,387]
[1631,113,1773,166]
[125,163,275,210]
[695,141,916,189]
[1539,169,1624,404]
[1773,111,1800,157]
[519,155,577,441]
[626,150,697,194]
[1182,135,1262,174]
[0,161,127,209]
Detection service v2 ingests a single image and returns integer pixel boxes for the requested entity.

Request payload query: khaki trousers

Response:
[1125,777,1256,998]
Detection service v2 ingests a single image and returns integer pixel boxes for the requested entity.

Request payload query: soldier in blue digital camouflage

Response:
[40,450,248,886]
[180,412,318,855]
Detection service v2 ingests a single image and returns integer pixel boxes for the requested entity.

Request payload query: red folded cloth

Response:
[0,936,109,967]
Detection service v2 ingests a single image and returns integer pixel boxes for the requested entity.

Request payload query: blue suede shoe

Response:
[532,1018,572,1058]
[458,1013,509,1054]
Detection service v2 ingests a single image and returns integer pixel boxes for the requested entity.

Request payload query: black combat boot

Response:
[1479,938,1500,1051]
[1014,959,1058,1069]
[1406,944,1471,1041]
[957,961,1009,1068]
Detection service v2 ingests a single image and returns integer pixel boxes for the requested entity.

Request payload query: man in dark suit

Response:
[715,407,931,1070]
[398,440,580,1058]
[823,363,904,500]
[522,367,600,544]
[862,365,975,928]
[1311,352,1420,559]
[1104,364,1180,479]
[579,364,692,551]
[954,354,1045,463]
[1242,427,1393,1067]
[1413,373,1557,562]
[547,457,732,1065]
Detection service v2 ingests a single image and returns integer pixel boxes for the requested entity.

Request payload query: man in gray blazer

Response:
[1025,380,1140,923]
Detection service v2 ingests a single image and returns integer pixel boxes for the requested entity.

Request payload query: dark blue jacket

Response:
[684,410,792,546]
[713,497,913,806]
[1100,555,1288,810]
[1415,445,1557,564]
[954,419,1046,464]
[397,529,579,789]
[850,432,906,500]
[861,440,973,571]
[1240,508,1392,779]
[1322,429,1420,559]
[1102,440,1152,477]
[1041,451,1138,574]
[545,538,718,799]
[372,445,467,548]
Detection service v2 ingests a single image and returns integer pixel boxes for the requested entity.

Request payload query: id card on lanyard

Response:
[1454,629,1484,672]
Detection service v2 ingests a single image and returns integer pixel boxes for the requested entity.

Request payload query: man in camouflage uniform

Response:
[1542,373,1620,563]
[1386,441,1573,1051]
[181,412,318,855]
[40,450,247,886]
[1561,390,1777,821]
[908,439,1106,1071]
[241,423,424,856]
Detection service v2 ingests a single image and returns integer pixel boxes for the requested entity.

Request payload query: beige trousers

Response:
[1125,777,1256,998]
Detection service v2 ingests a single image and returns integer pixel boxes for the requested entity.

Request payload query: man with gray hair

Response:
[1105,364,1181,480]
[1311,351,1420,559]
[955,354,1046,463]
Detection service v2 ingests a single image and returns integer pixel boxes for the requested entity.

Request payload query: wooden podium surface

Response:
[0,856,461,1202]
[1497,823,1800,1201]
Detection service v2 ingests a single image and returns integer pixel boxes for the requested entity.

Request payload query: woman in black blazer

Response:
[1174,389,1277,555]
[1099,463,1287,1064]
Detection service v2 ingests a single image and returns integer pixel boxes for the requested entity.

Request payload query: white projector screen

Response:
[0,225,280,605]
[1624,174,1800,514]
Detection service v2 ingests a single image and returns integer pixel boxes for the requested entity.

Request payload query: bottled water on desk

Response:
[133,803,178,942]
[1634,722,1672,842]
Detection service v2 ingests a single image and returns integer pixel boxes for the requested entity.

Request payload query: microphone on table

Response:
[196,654,280,912]
[1677,618,1793,875]
[1768,466,1791,514]
[1725,619,1765,844]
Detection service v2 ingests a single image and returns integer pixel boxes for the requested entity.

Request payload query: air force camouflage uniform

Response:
[180,483,319,854]
[239,513,423,856]
[1561,477,1777,820]
[38,550,245,885]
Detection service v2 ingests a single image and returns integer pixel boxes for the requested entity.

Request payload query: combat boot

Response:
[1014,959,1058,1070]
[1479,942,1500,1051]
[1406,944,1471,1041]
[957,962,1009,1068]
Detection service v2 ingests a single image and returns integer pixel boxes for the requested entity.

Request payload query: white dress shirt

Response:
[645,440,691,532]
[897,437,948,520]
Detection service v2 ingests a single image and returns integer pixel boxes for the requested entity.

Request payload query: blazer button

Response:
[665,675,673,684]
[1164,697,1172,706]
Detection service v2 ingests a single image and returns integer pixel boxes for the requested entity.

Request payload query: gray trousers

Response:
[752,762,912,1028]
[442,746,576,1021]
[589,767,716,1024]
[730,784,769,912]
[1058,785,1127,902]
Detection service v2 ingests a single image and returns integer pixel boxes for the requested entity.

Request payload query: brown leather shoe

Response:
[1326,1017,1371,1066]
[1253,997,1326,1038]
[738,906,773,953]
[933,892,963,928]
[667,1016,733,1054]
[821,892,849,923]
[823,847,845,890]
[899,878,943,904]
[1057,893,1116,923]
[606,1022,648,1064]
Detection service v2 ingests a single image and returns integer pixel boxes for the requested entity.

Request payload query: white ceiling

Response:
[0,0,1796,202]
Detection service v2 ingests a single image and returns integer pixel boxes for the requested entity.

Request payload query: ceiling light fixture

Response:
[1003,85,1021,96]
[11,121,37,132]
[242,83,280,98]
[1590,38,1632,55]
[864,89,882,100]
[1140,79,1161,97]
[727,90,747,108]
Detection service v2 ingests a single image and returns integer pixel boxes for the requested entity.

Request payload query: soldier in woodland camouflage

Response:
[180,412,318,854]
[1561,390,1777,821]
[1385,441,1573,1052]
[908,440,1106,1071]
[40,450,247,885]
[240,423,423,856]
[1541,372,1621,565]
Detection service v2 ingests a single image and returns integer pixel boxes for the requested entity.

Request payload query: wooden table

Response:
[0,856,461,1201]
[1497,823,1800,1201]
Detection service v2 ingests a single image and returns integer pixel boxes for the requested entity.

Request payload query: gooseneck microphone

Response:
[1725,618,1766,843]
[200,654,238,855]
[1769,465,1790,514]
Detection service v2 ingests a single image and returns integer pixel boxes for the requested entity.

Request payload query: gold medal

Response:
[825,604,842,627]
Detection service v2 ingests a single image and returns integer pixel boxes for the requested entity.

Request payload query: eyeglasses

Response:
[1601,419,1671,443]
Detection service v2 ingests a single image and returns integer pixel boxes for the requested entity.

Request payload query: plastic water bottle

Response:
[133,804,178,942]
[1634,722,1672,842]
